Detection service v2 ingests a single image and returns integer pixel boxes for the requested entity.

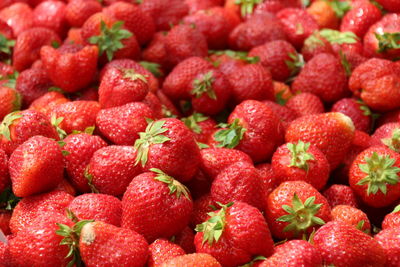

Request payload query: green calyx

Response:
[356,99,372,117]
[122,69,148,83]
[326,0,351,18]
[285,52,304,76]
[357,152,400,195]
[0,111,22,141]
[139,61,163,78]
[182,113,208,134]
[134,120,171,167]
[382,128,400,153]
[71,126,95,135]
[319,29,358,45]
[287,141,315,172]
[0,187,20,211]
[234,0,262,17]
[238,256,267,267]
[84,166,99,193]
[150,168,190,200]
[0,33,15,55]
[208,50,259,64]
[392,204,400,213]
[51,114,67,140]
[356,220,370,234]
[191,71,217,100]
[276,193,326,237]
[88,20,133,61]
[195,202,233,246]
[338,50,352,77]
[214,119,246,149]
[375,32,400,53]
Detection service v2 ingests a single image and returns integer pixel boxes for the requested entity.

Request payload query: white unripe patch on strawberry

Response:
[333,112,355,132]
[81,223,96,245]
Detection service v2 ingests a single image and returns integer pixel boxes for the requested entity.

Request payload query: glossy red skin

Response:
[194,202,274,267]
[0,87,19,122]
[0,3,33,36]
[65,0,102,27]
[9,190,73,234]
[229,13,286,51]
[276,8,319,49]
[55,178,77,196]
[0,149,9,194]
[174,226,196,253]
[256,240,323,267]
[349,146,400,208]
[99,67,149,109]
[161,253,221,267]
[12,27,60,72]
[292,53,348,103]
[81,12,114,42]
[285,92,324,118]
[68,193,122,226]
[332,41,367,72]
[331,98,371,132]
[121,172,193,242]
[285,112,355,170]
[80,221,149,267]
[375,0,400,12]
[188,117,217,144]
[87,146,142,196]
[8,212,72,267]
[63,133,107,193]
[162,56,213,101]
[142,32,170,70]
[141,92,164,119]
[148,239,186,267]
[272,143,329,190]
[211,161,265,211]
[301,34,334,62]
[165,24,208,67]
[331,205,371,232]
[262,101,297,130]
[190,194,215,228]
[374,227,400,267]
[382,211,400,229]
[0,109,59,155]
[370,123,400,149]
[33,1,67,37]
[104,2,155,45]
[266,181,332,239]
[29,91,69,116]
[255,163,278,198]
[0,211,11,235]
[313,221,386,267]
[323,184,359,208]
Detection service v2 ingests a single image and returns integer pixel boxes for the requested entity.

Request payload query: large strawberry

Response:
[0,86,21,122]
[29,91,69,116]
[32,0,68,37]
[0,3,34,36]
[148,239,186,267]
[331,98,372,132]
[65,0,102,28]
[374,226,400,267]
[331,204,371,233]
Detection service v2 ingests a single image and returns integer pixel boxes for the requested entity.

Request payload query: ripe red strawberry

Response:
[0,109,58,155]
[301,31,334,61]
[33,1,67,37]
[370,123,400,152]
[349,146,400,208]
[0,3,34,36]
[189,69,231,115]
[12,27,61,72]
[272,81,293,104]
[15,67,51,107]
[276,8,319,49]
[190,194,215,228]
[10,190,73,234]
[185,0,223,13]
[271,141,329,190]
[0,86,21,122]
[266,180,332,239]
[374,226,400,267]
[65,27,85,45]
[256,240,323,267]
[142,31,170,70]
[79,221,149,267]
[306,0,340,29]
[331,205,371,233]
[86,145,142,196]
[285,112,355,170]
[292,53,348,103]
[323,184,359,208]
[65,0,102,28]
[182,113,217,144]
[248,40,299,82]
[256,163,278,197]
[147,239,186,267]
[99,67,149,108]
[195,201,274,267]
[103,2,155,45]
[55,178,77,196]
[68,193,122,226]
[382,205,400,230]
[29,91,69,116]
[0,149,9,194]
[160,253,221,267]
[0,210,11,235]
[374,0,400,12]
[262,100,297,130]
[331,98,372,132]
[134,118,201,182]
[229,13,286,51]
[174,226,196,253]
[285,92,324,118]
[73,86,98,102]
[9,136,64,197]
[122,169,193,242]
[96,102,155,145]
[313,221,386,267]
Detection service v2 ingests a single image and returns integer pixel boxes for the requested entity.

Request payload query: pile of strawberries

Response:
[1,0,400,266]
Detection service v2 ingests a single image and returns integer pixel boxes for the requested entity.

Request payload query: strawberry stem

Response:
[0,33,15,55]
[191,71,217,100]
[375,32,400,53]
[381,128,400,153]
[150,168,191,200]
[287,141,315,171]
[182,113,208,134]
[234,0,262,18]
[214,119,246,149]
[0,111,22,141]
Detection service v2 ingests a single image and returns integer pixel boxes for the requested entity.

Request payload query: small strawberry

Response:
[323,184,359,208]
[32,1,68,37]
[370,123,400,153]
[182,113,216,144]
[147,239,186,267]
[374,0,400,12]
[331,98,372,132]
[331,204,371,234]
[374,226,400,267]
[160,253,221,267]
[29,91,69,116]
[285,92,324,118]
[382,204,400,230]
[0,86,21,122]
[65,0,102,28]
[15,67,51,107]
[0,3,34,36]
[122,169,193,242]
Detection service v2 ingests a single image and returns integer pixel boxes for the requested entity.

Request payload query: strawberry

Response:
[292,53,348,103]
[134,118,201,182]
[0,149,9,194]
[285,112,355,170]
[301,31,334,61]
[103,2,155,45]
[65,0,102,28]
[12,27,61,72]
[32,1,67,37]
[0,86,21,122]
[185,0,223,13]
[273,81,293,103]
[256,163,278,197]
[211,161,264,210]
[15,67,51,107]
[9,190,73,234]
[374,0,400,12]
[68,193,122,226]
[29,91,69,116]
[285,92,324,118]
[374,226,400,267]
[147,239,186,267]
[182,113,217,144]
[262,100,297,130]
[40,45,98,93]
[266,180,332,239]
[331,204,371,233]
[9,135,64,197]
[313,221,386,267]
[349,146,400,208]
[0,3,34,36]
[276,8,319,49]
[65,27,85,45]
[271,141,329,190]
[307,0,340,29]
[256,240,323,267]
[63,133,107,193]
[0,210,11,235]
[376,110,400,128]
[121,169,193,242]
[98,67,149,108]
[160,253,221,267]
[165,24,208,67]
[174,226,196,253]
[370,123,400,152]
[190,194,215,228]
[55,179,77,196]
[229,13,286,51]
[142,31,170,70]
[79,221,149,267]
[86,145,142,196]
[382,205,400,230]
[96,102,155,145]
[194,201,274,267]
[331,98,372,132]
[323,184,359,208]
